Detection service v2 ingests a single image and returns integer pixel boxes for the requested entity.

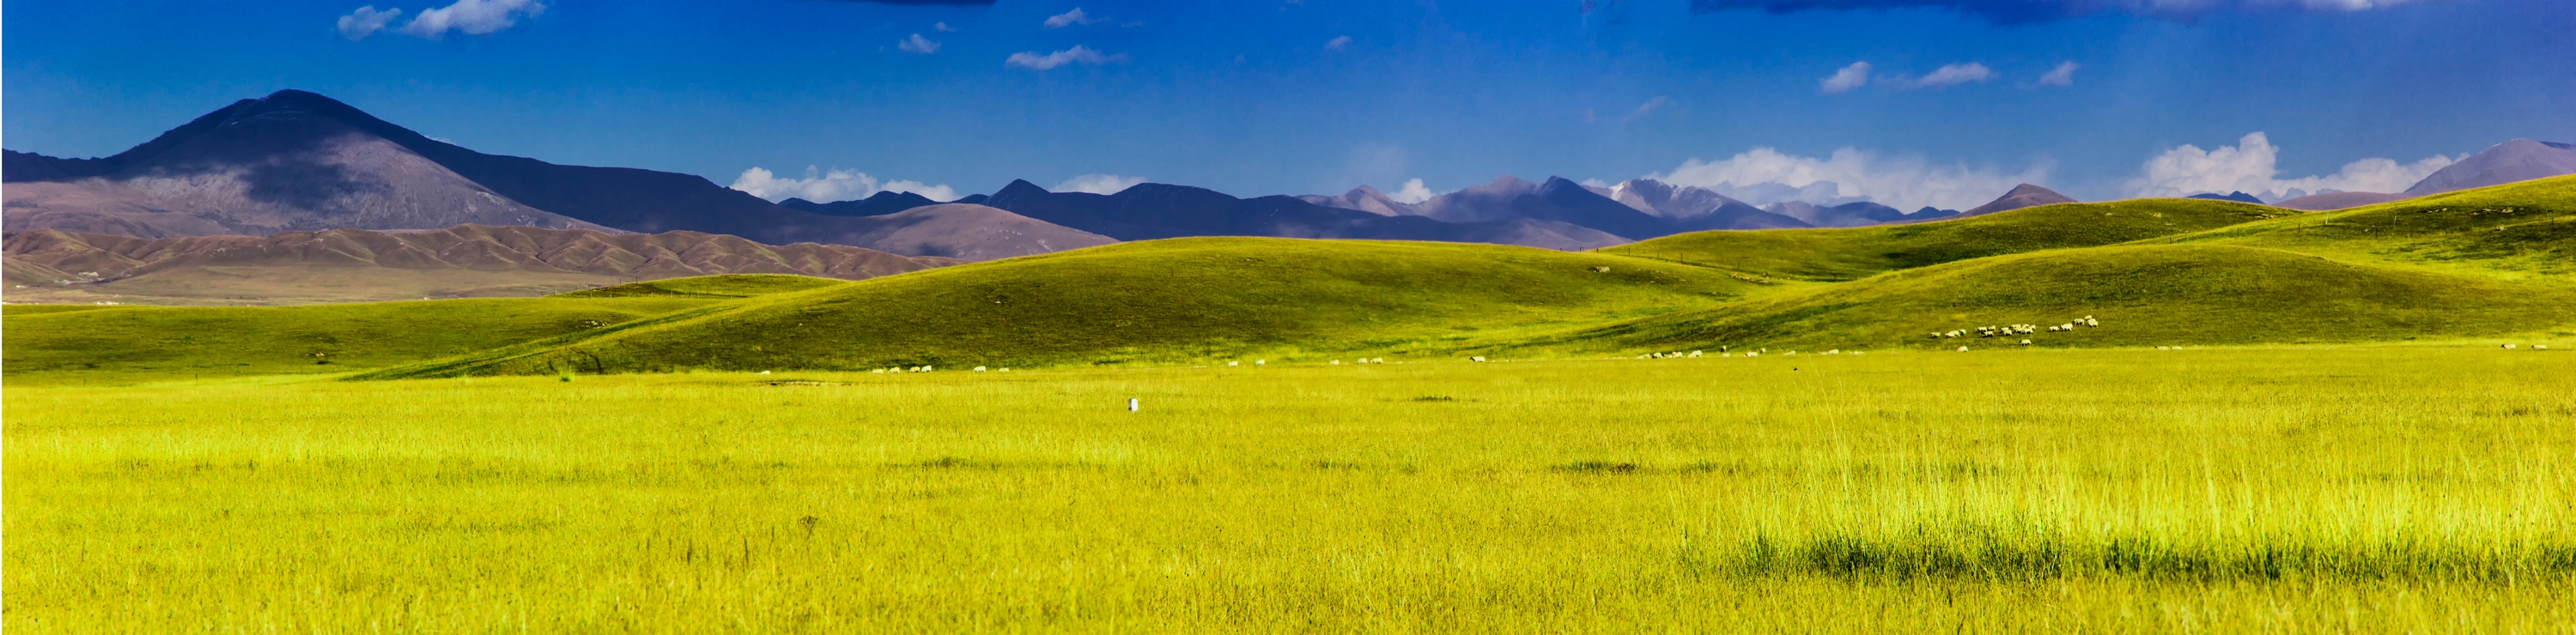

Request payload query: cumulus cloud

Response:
[2038,61,2080,87]
[396,0,546,39]
[1053,174,1148,195]
[337,6,403,40]
[1005,45,1127,70]
[1820,62,1870,94]
[899,33,941,54]
[1325,35,1353,51]
[1647,147,2052,211]
[1388,178,1435,204]
[2127,132,2453,201]
[1911,63,1995,88]
[1625,96,1676,122]
[1689,0,2428,24]
[1044,8,1103,27]
[730,166,957,203]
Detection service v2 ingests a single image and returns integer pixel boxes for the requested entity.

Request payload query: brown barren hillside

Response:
[2,224,962,305]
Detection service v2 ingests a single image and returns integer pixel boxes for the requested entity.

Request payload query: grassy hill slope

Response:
[1,275,836,384]
[358,238,1764,378]
[1552,244,2576,353]
[2172,174,2576,276]
[1601,198,2293,281]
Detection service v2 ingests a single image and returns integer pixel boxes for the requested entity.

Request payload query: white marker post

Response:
[1128,398,1139,412]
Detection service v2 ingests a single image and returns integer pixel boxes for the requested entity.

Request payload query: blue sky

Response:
[5,0,2568,209]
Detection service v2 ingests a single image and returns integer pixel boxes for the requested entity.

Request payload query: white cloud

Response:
[2038,61,2080,87]
[730,166,957,203]
[1054,174,1148,195]
[1044,8,1103,28]
[337,6,402,40]
[899,33,940,54]
[1820,62,1870,94]
[1648,147,2052,211]
[1388,178,1434,204]
[1325,35,1353,51]
[2126,132,2454,201]
[1911,63,1996,88]
[1005,45,1127,70]
[1625,96,1675,122]
[397,0,546,39]
[934,21,956,32]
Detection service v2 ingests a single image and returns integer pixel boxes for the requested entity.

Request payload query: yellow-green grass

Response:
[0,275,847,385]
[355,238,1763,378]
[7,347,2570,632]
[1601,197,2293,281]
[551,273,855,299]
[2171,173,2576,278]
[0,297,719,384]
[1557,244,2576,353]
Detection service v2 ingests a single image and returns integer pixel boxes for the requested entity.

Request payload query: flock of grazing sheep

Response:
[1931,315,2102,351]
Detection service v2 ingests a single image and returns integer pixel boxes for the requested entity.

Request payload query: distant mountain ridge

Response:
[3,224,959,305]
[2403,139,2576,197]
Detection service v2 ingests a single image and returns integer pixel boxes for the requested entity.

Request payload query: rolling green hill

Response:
[0,275,842,384]
[1601,197,2293,281]
[12,178,2573,382]
[1552,244,2576,353]
[2167,174,2576,276]
[355,239,1764,378]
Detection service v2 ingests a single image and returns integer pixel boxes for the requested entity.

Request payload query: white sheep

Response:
[974,366,988,372]
[1227,361,1239,367]
[1255,360,1267,366]
[1957,346,1970,353]
[1332,360,1342,365]
[872,368,886,374]
[2019,339,2032,346]
[2538,345,2551,350]
[1687,350,1704,358]
[1470,356,1487,362]
[2503,344,2518,349]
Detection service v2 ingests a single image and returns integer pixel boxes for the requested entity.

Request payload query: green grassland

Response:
[0,275,838,384]
[7,348,2571,632]
[356,238,1765,378]
[7,178,2576,632]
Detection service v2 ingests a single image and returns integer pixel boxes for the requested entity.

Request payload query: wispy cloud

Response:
[2038,61,2080,87]
[1690,0,2429,24]
[1648,146,2052,211]
[1005,45,1127,70]
[899,33,941,54]
[1910,63,1995,88]
[1820,62,1870,94]
[731,166,957,203]
[1044,7,1103,27]
[934,21,957,32]
[1325,35,1352,51]
[2127,132,2453,201]
[396,0,547,39]
[1054,174,1148,195]
[337,6,402,40]
[1625,96,1675,122]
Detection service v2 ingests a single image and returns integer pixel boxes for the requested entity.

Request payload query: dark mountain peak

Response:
[1962,184,2079,217]
[995,179,1051,197]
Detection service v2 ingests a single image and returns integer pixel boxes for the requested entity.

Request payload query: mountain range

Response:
[7,90,2573,263]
